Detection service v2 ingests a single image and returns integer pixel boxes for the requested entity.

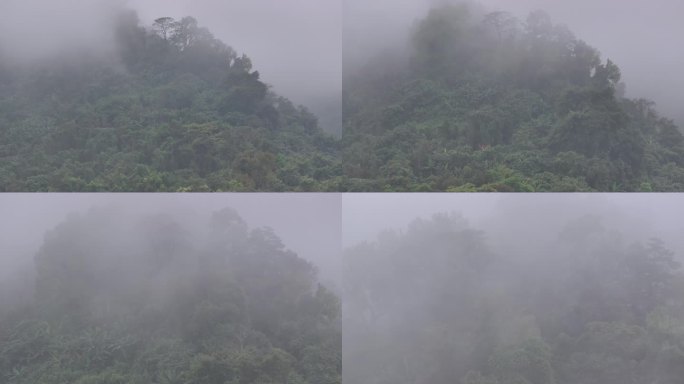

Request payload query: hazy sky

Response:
[482,0,684,122]
[345,0,684,122]
[342,193,499,247]
[342,194,684,256]
[0,194,341,284]
[0,0,341,128]
[2,1,680,124]
[127,0,342,111]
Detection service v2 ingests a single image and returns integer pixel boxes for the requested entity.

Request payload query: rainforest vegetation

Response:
[343,3,684,191]
[343,209,684,384]
[0,207,341,383]
[0,9,340,191]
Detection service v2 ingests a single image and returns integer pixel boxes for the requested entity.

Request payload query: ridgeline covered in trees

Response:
[344,211,684,384]
[343,3,684,191]
[0,207,341,383]
[0,9,340,191]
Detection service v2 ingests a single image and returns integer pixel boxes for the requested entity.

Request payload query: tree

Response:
[2,207,341,382]
[593,59,622,89]
[0,9,340,192]
[153,17,175,40]
[171,16,199,50]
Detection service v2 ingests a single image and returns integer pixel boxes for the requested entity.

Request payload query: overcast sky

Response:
[3,193,684,297]
[0,0,341,129]
[0,194,341,285]
[1,1,680,124]
[127,0,342,113]
[342,194,684,259]
[345,0,684,123]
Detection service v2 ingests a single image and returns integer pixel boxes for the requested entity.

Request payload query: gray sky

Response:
[127,0,342,116]
[0,194,341,285]
[342,193,498,247]
[0,0,341,130]
[483,0,684,122]
[4,1,679,127]
[342,194,684,258]
[0,0,122,61]
[345,0,684,123]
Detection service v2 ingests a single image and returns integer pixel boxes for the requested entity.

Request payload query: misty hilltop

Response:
[344,210,684,384]
[0,7,340,191]
[0,206,341,383]
[343,3,684,191]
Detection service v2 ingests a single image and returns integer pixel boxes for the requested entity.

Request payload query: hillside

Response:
[343,4,684,191]
[0,9,340,191]
[344,213,684,383]
[0,207,341,383]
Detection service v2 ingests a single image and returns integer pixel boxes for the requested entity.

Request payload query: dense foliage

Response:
[343,4,684,191]
[0,207,341,383]
[0,10,340,191]
[344,213,684,383]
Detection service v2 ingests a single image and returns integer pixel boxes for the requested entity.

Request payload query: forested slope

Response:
[0,207,341,383]
[343,4,684,191]
[344,213,684,383]
[0,9,340,191]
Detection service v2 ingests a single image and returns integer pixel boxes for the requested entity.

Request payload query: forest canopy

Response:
[343,210,684,384]
[0,8,340,192]
[0,206,341,383]
[343,3,684,191]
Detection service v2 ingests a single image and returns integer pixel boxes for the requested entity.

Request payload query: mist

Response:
[128,0,342,132]
[0,193,342,382]
[0,0,341,132]
[343,194,684,383]
[344,0,684,124]
[0,193,341,284]
[343,194,684,250]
